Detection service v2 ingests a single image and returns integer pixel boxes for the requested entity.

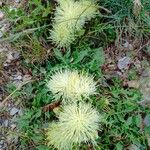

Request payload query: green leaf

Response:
[126,116,133,126]
[31,134,43,144]
[73,50,88,64]
[135,114,142,128]
[35,109,42,118]
[93,47,105,66]
[53,48,63,60]
[36,145,49,150]
[144,126,150,134]
[88,47,105,71]
[53,49,67,64]
[116,142,123,150]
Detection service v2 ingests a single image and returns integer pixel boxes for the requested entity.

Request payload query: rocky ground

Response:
[0,1,32,149]
[0,41,32,149]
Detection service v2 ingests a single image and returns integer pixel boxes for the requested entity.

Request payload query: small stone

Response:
[127,80,140,88]
[0,31,3,38]
[3,63,8,67]
[123,41,133,50]
[10,107,19,116]
[23,74,32,82]
[6,52,14,63]
[15,0,20,3]
[116,71,122,76]
[13,52,20,59]
[0,2,2,7]
[123,41,129,48]
[144,115,150,127]
[117,57,131,70]
[15,75,22,80]
[127,144,140,150]
[10,124,16,130]
[0,140,4,145]
[3,120,9,127]
[18,109,23,116]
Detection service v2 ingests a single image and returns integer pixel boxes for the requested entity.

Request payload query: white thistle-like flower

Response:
[50,24,75,48]
[47,103,100,149]
[50,0,98,47]
[47,70,96,103]
[133,0,143,15]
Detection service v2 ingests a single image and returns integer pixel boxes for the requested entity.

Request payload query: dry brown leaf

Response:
[127,80,140,88]
[42,101,61,112]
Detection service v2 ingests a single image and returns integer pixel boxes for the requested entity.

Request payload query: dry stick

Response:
[99,6,111,13]
[0,79,35,108]
[0,24,51,43]
[42,101,61,112]
[137,40,150,52]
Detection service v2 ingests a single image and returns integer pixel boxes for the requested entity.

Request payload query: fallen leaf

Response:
[127,80,140,88]
[42,101,61,112]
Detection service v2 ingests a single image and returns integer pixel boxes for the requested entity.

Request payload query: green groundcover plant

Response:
[2,0,150,149]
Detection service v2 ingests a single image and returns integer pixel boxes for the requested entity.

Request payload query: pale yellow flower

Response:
[47,103,100,150]
[50,0,98,47]
[133,0,143,15]
[47,70,96,104]
[50,24,75,47]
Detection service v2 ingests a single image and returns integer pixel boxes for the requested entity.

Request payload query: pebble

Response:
[23,74,32,82]
[0,140,4,145]
[10,124,16,130]
[15,0,20,3]
[10,107,19,116]
[18,109,23,116]
[0,11,4,20]
[13,75,22,80]
[3,120,9,127]
[117,56,131,70]
[13,52,20,59]
[6,52,14,63]
[144,115,150,126]
[123,41,133,50]
[3,63,8,67]
[0,31,3,38]
[0,2,2,7]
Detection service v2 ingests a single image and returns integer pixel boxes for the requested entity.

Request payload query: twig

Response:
[0,79,35,108]
[42,101,61,112]
[137,40,150,52]
[0,25,50,43]
[99,6,111,13]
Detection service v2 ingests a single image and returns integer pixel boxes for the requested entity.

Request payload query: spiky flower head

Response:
[50,24,75,48]
[50,0,98,47]
[47,103,100,150]
[133,0,143,15]
[47,70,96,104]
